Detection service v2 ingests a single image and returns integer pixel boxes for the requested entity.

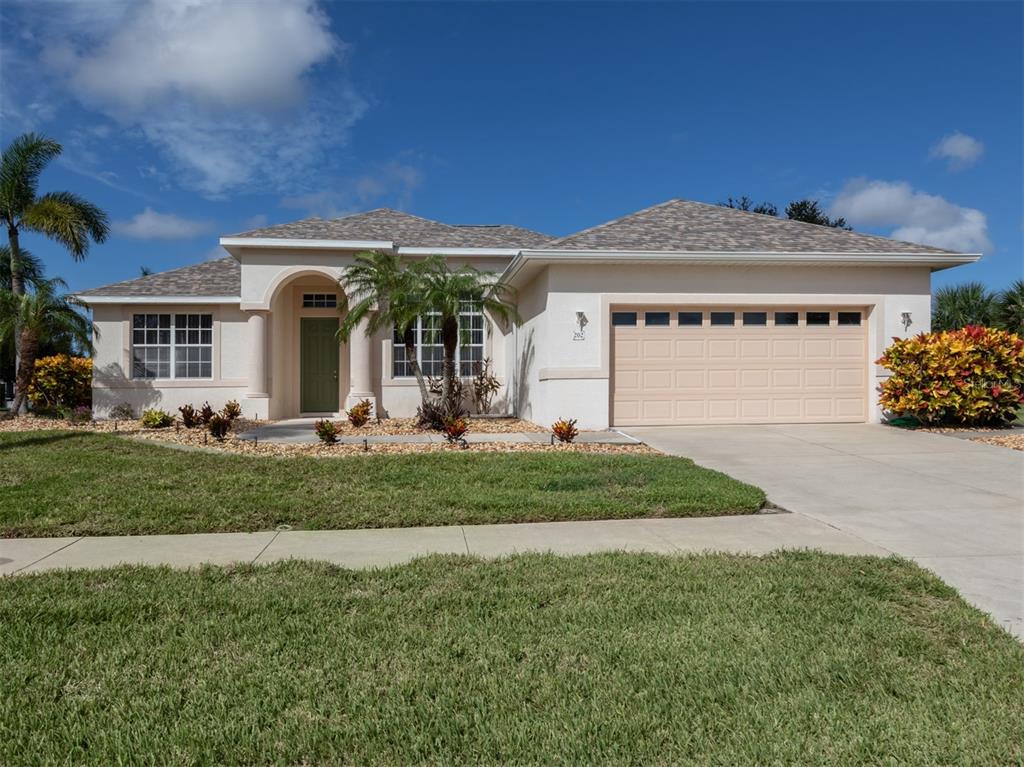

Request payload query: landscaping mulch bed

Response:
[328,416,549,435]
[972,434,1024,452]
[129,427,651,457]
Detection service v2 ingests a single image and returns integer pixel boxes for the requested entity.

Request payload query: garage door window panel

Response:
[710,312,735,327]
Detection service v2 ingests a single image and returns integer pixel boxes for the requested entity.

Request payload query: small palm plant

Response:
[0,278,94,416]
[418,256,518,418]
[338,251,433,405]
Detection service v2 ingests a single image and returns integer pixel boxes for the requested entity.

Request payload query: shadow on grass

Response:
[0,430,94,451]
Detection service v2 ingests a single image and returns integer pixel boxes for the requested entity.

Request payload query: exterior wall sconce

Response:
[573,311,588,340]
[901,312,913,331]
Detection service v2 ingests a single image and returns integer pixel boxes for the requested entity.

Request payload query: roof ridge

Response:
[683,198,959,253]
[542,198,681,248]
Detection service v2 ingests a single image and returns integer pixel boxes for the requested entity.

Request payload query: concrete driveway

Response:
[625,424,1024,638]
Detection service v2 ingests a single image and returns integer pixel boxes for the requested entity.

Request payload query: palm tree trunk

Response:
[441,314,459,416]
[9,327,35,416]
[403,325,430,405]
[7,225,26,414]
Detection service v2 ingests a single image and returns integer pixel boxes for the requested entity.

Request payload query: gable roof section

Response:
[229,208,553,248]
[539,199,958,255]
[77,258,240,299]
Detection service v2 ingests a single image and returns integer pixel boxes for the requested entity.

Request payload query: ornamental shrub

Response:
[222,399,242,421]
[141,409,174,428]
[198,402,215,425]
[878,325,1024,426]
[442,416,468,445]
[346,399,373,428]
[28,355,92,411]
[179,404,200,428]
[207,413,231,441]
[314,419,339,444]
[551,418,580,443]
[109,402,136,420]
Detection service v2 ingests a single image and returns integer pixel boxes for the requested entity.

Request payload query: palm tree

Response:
[996,279,1024,335]
[418,256,518,416]
[338,251,433,405]
[932,282,997,331]
[1,132,109,412]
[0,245,45,292]
[0,278,94,416]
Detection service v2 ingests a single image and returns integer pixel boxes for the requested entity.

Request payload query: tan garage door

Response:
[611,306,868,426]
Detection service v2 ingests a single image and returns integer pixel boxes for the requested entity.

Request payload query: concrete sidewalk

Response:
[0,513,887,575]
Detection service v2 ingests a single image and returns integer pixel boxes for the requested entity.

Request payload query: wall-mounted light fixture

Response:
[901,312,913,331]
[573,311,588,340]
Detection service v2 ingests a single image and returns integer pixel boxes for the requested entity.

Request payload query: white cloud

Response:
[830,178,990,253]
[113,208,214,239]
[929,131,984,170]
[37,0,367,197]
[281,160,424,218]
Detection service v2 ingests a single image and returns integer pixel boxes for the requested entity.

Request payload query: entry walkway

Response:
[1,514,885,575]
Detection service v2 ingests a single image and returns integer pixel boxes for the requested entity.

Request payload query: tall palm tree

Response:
[418,256,518,416]
[932,282,997,332]
[1,132,109,412]
[338,251,433,405]
[996,279,1024,335]
[0,278,94,416]
[0,245,44,292]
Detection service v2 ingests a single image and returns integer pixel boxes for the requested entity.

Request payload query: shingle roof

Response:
[230,208,553,248]
[77,258,240,298]
[539,199,959,255]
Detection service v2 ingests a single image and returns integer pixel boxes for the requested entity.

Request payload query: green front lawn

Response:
[0,431,764,536]
[2,553,1021,766]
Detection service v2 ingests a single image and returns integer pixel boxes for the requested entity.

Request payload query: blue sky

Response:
[1,0,1020,293]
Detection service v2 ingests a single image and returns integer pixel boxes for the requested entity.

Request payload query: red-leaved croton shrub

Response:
[878,325,1024,426]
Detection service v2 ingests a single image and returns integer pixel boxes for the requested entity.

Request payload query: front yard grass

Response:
[0,431,764,536]
[2,552,1021,766]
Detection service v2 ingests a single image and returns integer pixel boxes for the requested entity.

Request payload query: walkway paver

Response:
[625,424,1024,638]
[0,513,886,576]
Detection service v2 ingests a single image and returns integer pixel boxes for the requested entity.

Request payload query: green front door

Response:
[300,317,340,412]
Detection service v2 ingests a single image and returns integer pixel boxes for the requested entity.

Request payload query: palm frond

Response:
[0,133,62,223]
[21,191,111,260]
[0,244,46,291]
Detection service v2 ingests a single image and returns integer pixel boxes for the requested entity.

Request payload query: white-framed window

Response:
[392,302,484,378]
[132,313,213,379]
[303,293,337,308]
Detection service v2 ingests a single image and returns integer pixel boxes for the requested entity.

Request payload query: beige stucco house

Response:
[77,199,977,429]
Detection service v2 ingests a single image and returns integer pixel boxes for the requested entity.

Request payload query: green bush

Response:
[878,325,1024,426]
[140,409,174,429]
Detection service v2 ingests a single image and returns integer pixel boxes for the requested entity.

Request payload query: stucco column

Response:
[346,314,376,414]
[245,311,270,398]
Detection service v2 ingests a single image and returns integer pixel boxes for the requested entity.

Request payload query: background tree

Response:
[784,199,851,229]
[996,279,1024,335]
[718,196,778,216]
[1,133,109,412]
[338,251,433,405]
[0,278,94,416]
[931,282,997,331]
